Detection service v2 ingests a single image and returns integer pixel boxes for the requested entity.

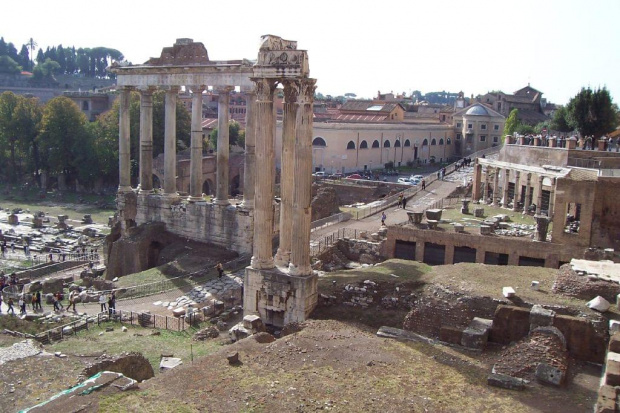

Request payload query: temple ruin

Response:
[110,35,317,327]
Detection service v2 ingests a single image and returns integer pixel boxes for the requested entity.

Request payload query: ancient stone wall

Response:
[551,176,597,248]
[320,182,404,205]
[311,184,341,221]
[387,225,586,267]
[500,145,569,167]
[591,177,620,250]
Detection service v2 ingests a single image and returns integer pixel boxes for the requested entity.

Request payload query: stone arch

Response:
[395,140,401,147]
[147,241,163,269]
[202,178,214,195]
[312,137,326,147]
[431,138,437,145]
[383,140,391,148]
[346,140,355,150]
[447,138,452,145]
[439,138,444,145]
[372,140,380,148]
[404,139,411,147]
[422,139,429,146]
[360,140,368,149]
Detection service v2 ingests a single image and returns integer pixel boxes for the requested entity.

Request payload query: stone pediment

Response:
[145,38,210,66]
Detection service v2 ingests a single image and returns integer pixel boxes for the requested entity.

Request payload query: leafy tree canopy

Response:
[567,87,617,137]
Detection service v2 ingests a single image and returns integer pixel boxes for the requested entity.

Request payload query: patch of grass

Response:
[319,259,432,284]
[440,204,553,233]
[0,313,63,335]
[99,391,200,413]
[46,322,223,372]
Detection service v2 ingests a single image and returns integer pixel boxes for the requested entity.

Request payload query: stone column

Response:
[139,87,155,193]
[534,215,551,242]
[502,168,510,208]
[289,79,316,276]
[164,86,179,196]
[512,171,521,211]
[251,78,277,270]
[523,173,532,213]
[242,87,256,208]
[548,178,556,217]
[483,167,490,203]
[274,81,298,267]
[118,86,132,193]
[472,162,482,201]
[189,85,205,201]
[492,167,500,206]
[536,175,544,215]
[215,86,233,205]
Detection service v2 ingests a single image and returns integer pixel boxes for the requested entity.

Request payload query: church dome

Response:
[465,105,489,116]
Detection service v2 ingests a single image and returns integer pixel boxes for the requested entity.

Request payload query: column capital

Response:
[297,78,316,105]
[251,78,277,101]
[215,85,234,95]
[138,85,157,95]
[190,85,206,94]
[164,86,181,93]
[118,85,135,92]
[282,80,300,104]
[241,85,257,96]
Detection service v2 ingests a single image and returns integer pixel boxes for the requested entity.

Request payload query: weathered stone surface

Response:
[425,209,443,221]
[439,325,463,345]
[606,352,620,386]
[229,323,251,342]
[596,385,619,413]
[587,296,611,312]
[461,317,493,350]
[243,315,266,333]
[193,326,220,341]
[311,184,341,221]
[529,304,555,330]
[609,334,620,353]
[81,352,154,382]
[487,373,524,390]
[474,207,484,218]
[253,332,276,343]
[479,225,492,235]
[159,357,183,370]
[502,287,515,298]
[227,351,239,364]
[535,362,564,386]
[42,278,64,294]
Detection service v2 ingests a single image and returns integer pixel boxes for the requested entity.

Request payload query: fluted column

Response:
[483,167,490,203]
[242,87,256,208]
[118,86,132,193]
[251,78,277,270]
[536,175,544,215]
[289,79,316,276]
[164,86,179,196]
[502,168,510,207]
[139,87,155,193]
[512,171,521,211]
[215,86,233,205]
[523,173,532,213]
[189,85,206,201]
[472,161,482,201]
[275,81,298,267]
[548,178,556,217]
[492,167,500,206]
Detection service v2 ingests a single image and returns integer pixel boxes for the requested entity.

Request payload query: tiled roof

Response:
[201,118,218,129]
[332,114,387,122]
[567,168,598,181]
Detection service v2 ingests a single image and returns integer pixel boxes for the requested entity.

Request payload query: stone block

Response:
[243,315,266,333]
[479,225,492,235]
[610,321,620,335]
[425,209,443,221]
[172,307,186,317]
[8,214,18,225]
[530,281,539,290]
[535,362,564,386]
[502,287,515,298]
[426,220,438,230]
[487,373,524,391]
[596,385,619,413]
[227,352,239,365]
[439,325,463,345]
[453,223,464,233]
[606,353,620,386]
[42,277,64,294]
[529,304,555,329]
[229,323,251,342]
[609,334,620,353]
[159,357,182,370]
[474,207,484,218]
[32,217,43,228]
[461,317,493,350]
[587,296,611,312]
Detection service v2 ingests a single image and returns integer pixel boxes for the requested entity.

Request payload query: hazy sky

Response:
[5,0,619,105]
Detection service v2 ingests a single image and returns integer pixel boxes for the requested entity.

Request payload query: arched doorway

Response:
[231,175,241,197]
[152,174,162,189]
[202,178,214,195]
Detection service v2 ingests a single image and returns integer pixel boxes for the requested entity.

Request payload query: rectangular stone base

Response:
[243,266,317,328]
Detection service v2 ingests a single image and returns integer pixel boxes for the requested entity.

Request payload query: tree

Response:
[27,38,37,69]
[567,87,617,137]
[503,108,519,137]
[31,58,60,82]
[39,96,89,179]
[0,91,20,181]
[35,49,44,65]
[0,55,22,75]
[208,121,245,150]
[13,96,42,185]
[550,106,572,132]
[18,45,30,71]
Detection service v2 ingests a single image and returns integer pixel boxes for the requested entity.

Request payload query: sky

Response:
[4,0,620,105]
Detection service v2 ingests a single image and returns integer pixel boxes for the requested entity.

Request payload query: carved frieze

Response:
[257,50,306,68]
[259,35,297,51]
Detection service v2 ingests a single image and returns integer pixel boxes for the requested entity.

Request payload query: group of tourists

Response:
[98,291,116,316]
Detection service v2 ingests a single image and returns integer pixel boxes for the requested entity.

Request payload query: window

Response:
[394,140,401,147]
[346,141,355,150]
[456,133,462,140]
[439,138,444,145]
[360,140,368,149]
[481,124,487,130]
[467,123,473,129]
[404,139,411,147]
[372,140,380,148]
[494,124,500,131]
[431,139,437,146]
[422,139,429,146]
[480,135,486,142]
[383,140,391,148]
[493,136,499,143]
[312,137,326,146]
[82,101,89,110]
[447,138,452,145]
[456,122,462,128]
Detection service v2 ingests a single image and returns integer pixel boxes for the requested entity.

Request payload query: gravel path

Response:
[0,339,42,365]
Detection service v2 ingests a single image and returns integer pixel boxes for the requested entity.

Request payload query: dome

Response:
[465,105,489,116]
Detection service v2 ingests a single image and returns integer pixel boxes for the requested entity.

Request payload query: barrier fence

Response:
[310,227,361,256]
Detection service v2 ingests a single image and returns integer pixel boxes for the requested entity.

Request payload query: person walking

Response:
[422,179,426,190]
[99,293,107,313]
[35,290,42,311]
[381,212,387,226]
[7,297,15,315]
[216,262,224,279]
[402,196,408,210]
[108,291,116,316]
[67,290,77,312]
[397,193,403,208]
[19,295,26,315]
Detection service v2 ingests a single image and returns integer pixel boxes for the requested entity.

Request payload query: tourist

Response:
[397,193,403,208]
[108,291,116,316]
[7,297,15,315]
[422,179,426,190]
[1,243,5,257]
[402,196,408,210]
[0,293,2,313]
[99,293,107,313]
[67,290,77,312]
[31,293,36,311]
[381,212,387,226]
[35,290,42,310]
[216,262,224,279]
[10,242,14,253]
[18,295,26,315]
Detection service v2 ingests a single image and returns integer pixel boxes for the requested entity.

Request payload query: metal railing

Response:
[310,227,363,256]
[311,212,352,231]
